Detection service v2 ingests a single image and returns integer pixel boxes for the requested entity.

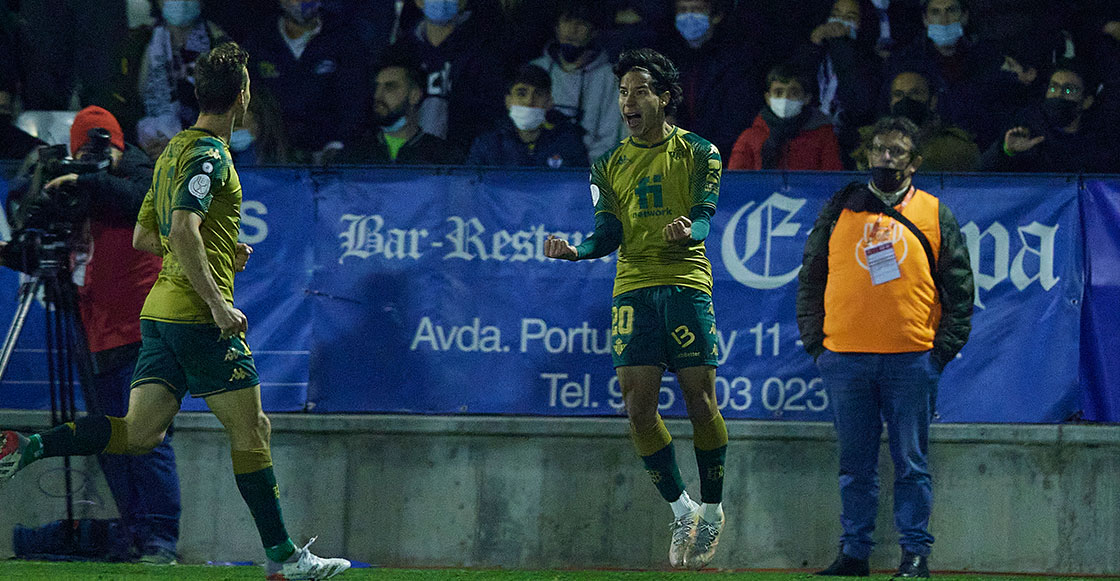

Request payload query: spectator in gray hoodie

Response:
[531,1,623,162]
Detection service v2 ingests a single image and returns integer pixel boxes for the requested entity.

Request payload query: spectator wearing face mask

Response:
[728,64,843,171]
[980,60,1114,173]
[466,64,588,168]
[337,51,462,165]
[395,0,507,152]
[791,0,883,169]
[531,1,622,163]
[659,0,763,159]
[229,87,291,166]
[136,0,231,157]
[241,0,377,163]
[852,70,979,172]
[882,0,1005,147]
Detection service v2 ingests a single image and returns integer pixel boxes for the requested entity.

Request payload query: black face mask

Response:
[871,166,908,193]
[1042,97,1081,128]
[555,42,587,63]
[890,97,930,126]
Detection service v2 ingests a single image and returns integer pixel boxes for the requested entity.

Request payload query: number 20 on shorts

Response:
[612,306,634,337]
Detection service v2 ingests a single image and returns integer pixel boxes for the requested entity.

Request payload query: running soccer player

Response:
[544,48,727,570]
[0,42,349,581]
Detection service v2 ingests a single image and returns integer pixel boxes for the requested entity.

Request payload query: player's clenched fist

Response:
[663,216,693,243]
[544,235,579,260]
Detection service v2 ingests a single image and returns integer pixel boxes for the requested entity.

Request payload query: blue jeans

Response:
[90,345,181,556]
[817,350,939,559]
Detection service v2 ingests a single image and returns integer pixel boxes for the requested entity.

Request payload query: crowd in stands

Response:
[1,0,1118,172]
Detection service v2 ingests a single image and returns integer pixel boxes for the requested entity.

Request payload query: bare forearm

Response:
[169,224,225,308]
[132,224,163,256]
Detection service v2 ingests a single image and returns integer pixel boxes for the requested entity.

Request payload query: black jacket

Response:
[796,182,974,370]
[77,143,153,227]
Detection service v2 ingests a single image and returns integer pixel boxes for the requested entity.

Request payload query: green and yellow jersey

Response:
[137,127,242,324]
[590,127,720,296]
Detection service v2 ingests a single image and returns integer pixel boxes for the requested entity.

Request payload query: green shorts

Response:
[610,285,719,371]
[131,319,260,401]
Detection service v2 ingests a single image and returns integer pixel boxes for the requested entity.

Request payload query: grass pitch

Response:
[0,561,1115,581]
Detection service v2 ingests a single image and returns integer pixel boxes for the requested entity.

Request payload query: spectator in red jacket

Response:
[728,63,844,170]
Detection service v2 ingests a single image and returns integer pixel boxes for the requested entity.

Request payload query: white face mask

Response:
[508,105,547,131]
[827,16,858,39]
[768,97,805,119]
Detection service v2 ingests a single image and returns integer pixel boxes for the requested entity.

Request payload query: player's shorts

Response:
[131,319,260,401]
[610,285,719,371]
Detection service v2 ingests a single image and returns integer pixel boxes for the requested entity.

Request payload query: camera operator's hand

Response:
[211,302,248,340]
[234,243,253,272]
[44,173,79,192]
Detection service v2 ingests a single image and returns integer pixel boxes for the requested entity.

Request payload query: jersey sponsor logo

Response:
[670,147,687,160]
[189,174,212,198]
[206,148,221,160]
[635,175,663,209]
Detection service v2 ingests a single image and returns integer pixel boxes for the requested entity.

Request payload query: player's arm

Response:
[132,187,163,256]
[133,222,163,256]
[546,157,624,260]
[666,138,721,244]
[545,211,624,261]
[168,209,246,337]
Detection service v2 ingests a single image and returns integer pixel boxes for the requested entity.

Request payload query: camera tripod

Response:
[0,228,99,539]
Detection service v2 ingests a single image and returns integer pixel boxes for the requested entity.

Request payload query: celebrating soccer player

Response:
[544,48,728,570]
[0,42,349,581]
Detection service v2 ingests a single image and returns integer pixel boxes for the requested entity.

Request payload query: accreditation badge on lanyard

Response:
[863,188,914,286]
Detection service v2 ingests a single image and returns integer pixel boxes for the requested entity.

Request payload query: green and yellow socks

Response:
[692,413,728,504]
[632,416,687,502]
[231,448,296,563]
[19,415,131,470]
[631,412,728,513]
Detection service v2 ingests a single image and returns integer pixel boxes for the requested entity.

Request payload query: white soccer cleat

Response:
[667,495,700,568]
[687,504,725,570]
[266,537,350,581]
[0,430,29,480]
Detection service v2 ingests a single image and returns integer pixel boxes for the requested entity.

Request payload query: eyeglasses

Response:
[868,143,913,159]
[1047,83,1083,97]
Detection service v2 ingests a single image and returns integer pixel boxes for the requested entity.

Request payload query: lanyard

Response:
[869,187,915,241]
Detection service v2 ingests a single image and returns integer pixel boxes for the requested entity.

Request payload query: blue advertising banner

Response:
[1080,179,1120,422]
[0,166,1095,422]
[0,168,313,412]
[307,169,1084,422]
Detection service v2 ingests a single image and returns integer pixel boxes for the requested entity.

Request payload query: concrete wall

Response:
[0,410,1116,574]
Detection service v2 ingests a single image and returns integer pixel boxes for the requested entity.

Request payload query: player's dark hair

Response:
[195,42,249,114]
[614,48,683,117]
[510,63,552,93]
[869,116,922,155]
